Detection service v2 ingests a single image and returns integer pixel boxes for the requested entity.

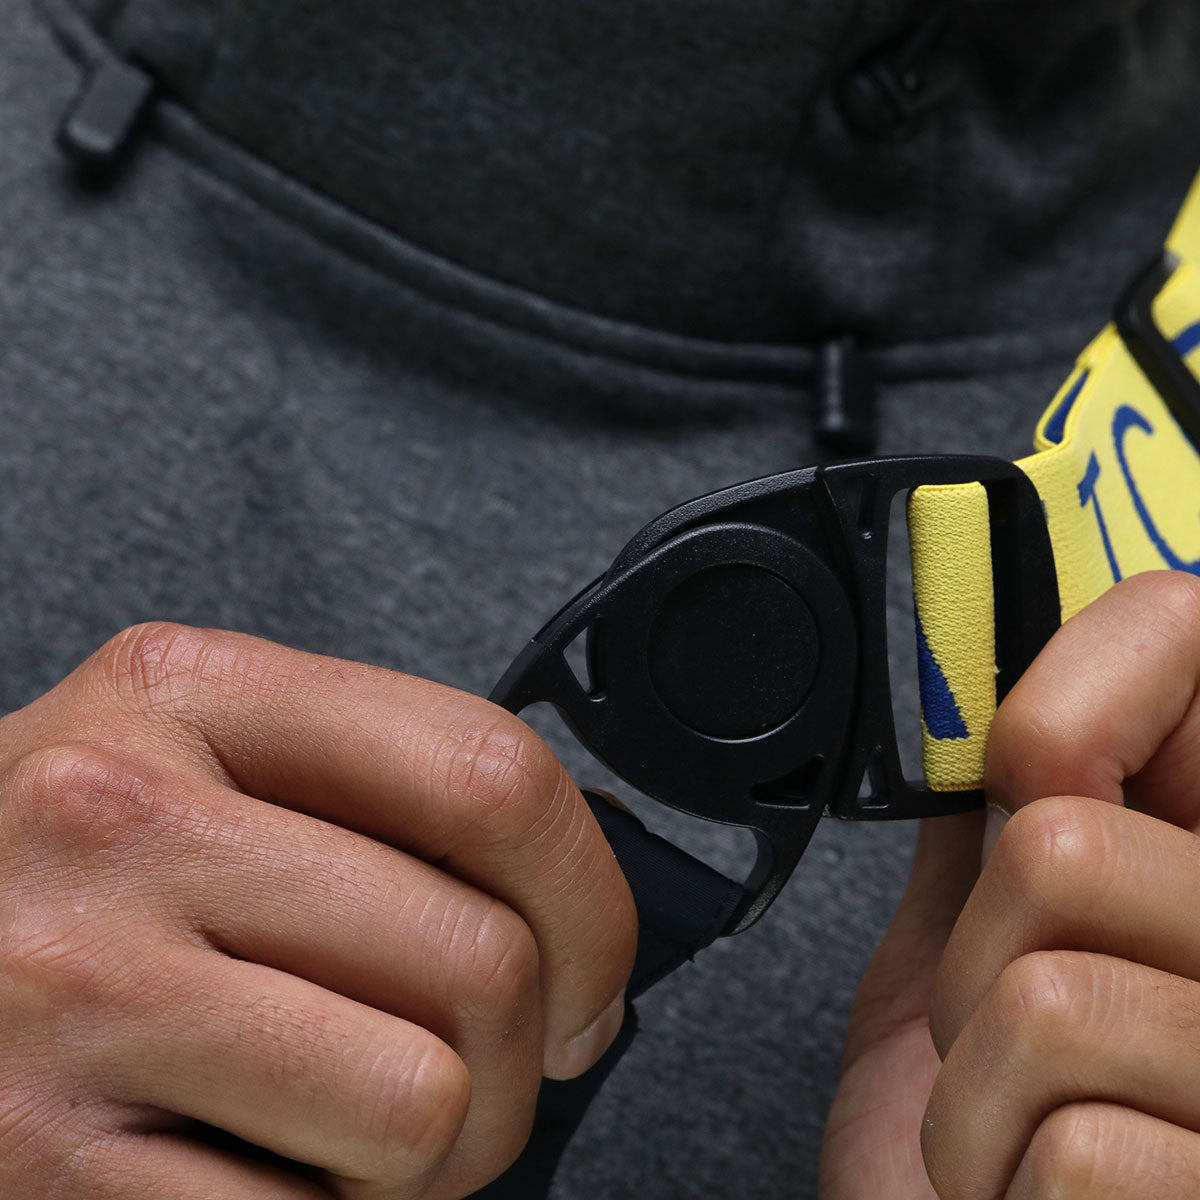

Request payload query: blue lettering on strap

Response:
[914,612,968,740]
[1042,371,1089,446]
[1077,451,1123,584]
[1113,404,1200,573]
[1173,320,1200,358]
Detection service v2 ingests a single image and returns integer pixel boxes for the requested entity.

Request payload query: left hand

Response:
[820,570,1200,1198]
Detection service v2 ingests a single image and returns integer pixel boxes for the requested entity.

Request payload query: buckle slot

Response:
[819,457,1060,823]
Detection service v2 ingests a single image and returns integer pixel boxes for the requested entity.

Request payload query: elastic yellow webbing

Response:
[909,169,1200,792]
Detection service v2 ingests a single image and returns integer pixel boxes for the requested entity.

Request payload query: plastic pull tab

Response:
[56,57,155,172]
[814,336,878,456]
[836,2,958,140]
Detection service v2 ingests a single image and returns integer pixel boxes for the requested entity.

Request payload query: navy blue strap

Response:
[471,793,746,1198]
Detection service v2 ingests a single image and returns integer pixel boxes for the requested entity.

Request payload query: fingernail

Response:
[981,804,1010,869]
[545,990,627,1081]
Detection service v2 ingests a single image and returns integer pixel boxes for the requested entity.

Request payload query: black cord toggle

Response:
[56,56,156,174]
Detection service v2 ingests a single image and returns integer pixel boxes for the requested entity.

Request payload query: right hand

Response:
[0,622,638,1199]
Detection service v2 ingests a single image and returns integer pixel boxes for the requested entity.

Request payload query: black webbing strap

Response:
[471,792,746,1198]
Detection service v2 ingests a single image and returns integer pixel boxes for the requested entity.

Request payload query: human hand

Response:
[0,623,637,1199]
[820,571,1200,1197]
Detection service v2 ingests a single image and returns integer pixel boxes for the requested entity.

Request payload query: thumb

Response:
[983,571,1200,865]
[841,808,985,1067]
[845,572,1200,1062]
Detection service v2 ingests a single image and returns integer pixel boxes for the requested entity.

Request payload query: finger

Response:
[922,951,1200,1200]
[1005,1101,1200,1200]
[56,1129,330,1200]
[185,790,543,1196]
[102,938,474,1198]
[839,809,985,1069]
[985,571,1200,828]
[930,795,1200,1056]
[47,622,638,1078]
[19,750,545,1191]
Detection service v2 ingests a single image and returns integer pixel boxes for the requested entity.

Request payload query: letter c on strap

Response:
[1113,404,1200,574]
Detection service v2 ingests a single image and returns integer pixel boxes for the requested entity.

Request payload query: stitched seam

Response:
[38,0,1100,387]
[146,112,1104,386]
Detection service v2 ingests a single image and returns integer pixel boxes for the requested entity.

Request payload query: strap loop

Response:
[910,179,1200,791]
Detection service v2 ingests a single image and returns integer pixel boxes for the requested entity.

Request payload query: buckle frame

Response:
[491,456,1059,933]
[1115,250,1200,452]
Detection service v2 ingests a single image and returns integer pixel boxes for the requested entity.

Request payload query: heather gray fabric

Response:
[1,0,1197,1195]
[78,0,1200,344]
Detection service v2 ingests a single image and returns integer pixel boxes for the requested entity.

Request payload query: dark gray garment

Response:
[1,0,1197,1195]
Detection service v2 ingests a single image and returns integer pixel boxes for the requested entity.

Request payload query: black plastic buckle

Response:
[1115,250,1200,452]
[491,456,1059,933]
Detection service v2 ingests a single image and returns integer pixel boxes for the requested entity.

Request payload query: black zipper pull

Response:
[813,335,878,457]
[57,56,156,174]
[836,2,959,140]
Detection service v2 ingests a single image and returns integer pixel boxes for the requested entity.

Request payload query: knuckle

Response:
[3,744,157,859]
[360,1034,470,1181]
[1025,1103,1111,1198]
[0,1088,103,1200]
[441,710,565,841]
[448,899,541,1029]
[994,795,1111,918]
[990,951,1090,1057]
[94,622,189,700]
[92,621,217,712]
[0,911,136,1024]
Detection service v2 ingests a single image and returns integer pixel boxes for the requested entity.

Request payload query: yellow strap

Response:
[1167,168,1200,264]
[910,170,1200,791]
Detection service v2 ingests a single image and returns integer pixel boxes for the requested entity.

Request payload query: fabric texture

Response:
[908,480,994,790]
[86,0,1200,345]
[3,0,1199,1195]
